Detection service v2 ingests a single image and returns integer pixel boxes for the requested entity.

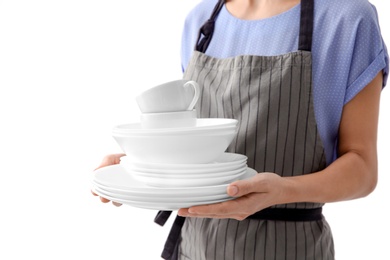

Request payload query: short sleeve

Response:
[344,3,389,104]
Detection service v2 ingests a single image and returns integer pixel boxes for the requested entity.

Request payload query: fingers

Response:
[227,178,256,197]
[178,205,249,221]
[92,190,122,206]
[180,199,242,216]
[94,153,126,170]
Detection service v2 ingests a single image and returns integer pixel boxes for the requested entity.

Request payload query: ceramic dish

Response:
[92,164,257,195]
[122,162,248,176]
[92,185,231,202]
[93,187,234,211]
[124,165,247,178]
[121,152,247,171]
[112,118,238,135]
[130,168,247,187]
[113,130,237,164]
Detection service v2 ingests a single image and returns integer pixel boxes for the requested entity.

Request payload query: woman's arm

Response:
[284,71,382,203]
[178,72,383,220]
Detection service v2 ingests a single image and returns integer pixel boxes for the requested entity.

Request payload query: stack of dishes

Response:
[120,153,249,187]
[91,153,256,210]
[91,79,257,210]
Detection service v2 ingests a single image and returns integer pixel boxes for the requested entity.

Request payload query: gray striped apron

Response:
[155,0,335,259]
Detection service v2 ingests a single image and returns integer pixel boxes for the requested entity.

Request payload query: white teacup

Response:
[140,110,197,129]
[136,80,200,113]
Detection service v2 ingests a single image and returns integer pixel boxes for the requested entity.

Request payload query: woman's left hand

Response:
[178,172,290,220]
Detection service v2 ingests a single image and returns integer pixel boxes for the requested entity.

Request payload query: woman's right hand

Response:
[91,153,125,207]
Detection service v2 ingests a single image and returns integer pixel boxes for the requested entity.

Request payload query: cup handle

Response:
[183,81,200,110]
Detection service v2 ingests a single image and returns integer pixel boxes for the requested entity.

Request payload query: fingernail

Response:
[112,202,122,207]
[229,185,239,196]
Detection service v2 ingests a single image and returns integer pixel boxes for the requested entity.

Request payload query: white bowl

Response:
[112,118,238,135]
[140,110,197,129]
[112,129,237,164]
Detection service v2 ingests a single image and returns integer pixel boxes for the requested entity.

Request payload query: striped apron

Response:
[155,0,335,259]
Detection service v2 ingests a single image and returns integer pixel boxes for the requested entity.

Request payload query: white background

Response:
[0,0,389,259]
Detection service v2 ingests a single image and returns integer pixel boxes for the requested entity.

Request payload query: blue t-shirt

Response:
[181,0,389,165]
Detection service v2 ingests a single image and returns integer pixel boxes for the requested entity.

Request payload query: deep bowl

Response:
[112,129,237,164]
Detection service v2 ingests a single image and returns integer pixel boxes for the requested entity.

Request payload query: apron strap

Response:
[298,0,314,51]
[195,0,225,53]
[156,207,322,260]
[248,207,323,221]
[154,210,173,226]
[154,211,185,260]
[195,0,314,53]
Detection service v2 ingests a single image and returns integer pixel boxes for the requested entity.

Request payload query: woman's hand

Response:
[178,172,290,220]
[91,153,125,207]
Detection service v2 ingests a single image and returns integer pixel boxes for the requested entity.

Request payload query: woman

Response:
[93,0,389,259]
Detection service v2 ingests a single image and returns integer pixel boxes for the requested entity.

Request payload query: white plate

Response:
[121,161,247,175]
[122,152,247,171]
[131,168,247,187]
[92,164,257,195]
[92,187,234,210]
[92,179,228,197]
[92,185,231,202]
[125,165,247,178]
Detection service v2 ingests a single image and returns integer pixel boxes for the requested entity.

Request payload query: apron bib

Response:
[156,0,335,259]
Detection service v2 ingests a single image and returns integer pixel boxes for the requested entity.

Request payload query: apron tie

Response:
[156,207,322,260]
[155,213,186,260]
[154,210,172,226]
[195,0,224,53]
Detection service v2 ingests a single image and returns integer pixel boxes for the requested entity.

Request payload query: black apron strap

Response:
[154,210,172,226]
[248,207,323,222]
[195,0,225,53]
[195,0,314,53]
[160,215,186,260]
[298,0,314,51]
[155,211,184,260]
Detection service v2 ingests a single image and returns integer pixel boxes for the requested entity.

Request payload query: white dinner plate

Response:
[125,165,247,178]
[92,179,228,197]
[121,161,247,175]
[123,152,247,171]
[131,168,247,187]
[92,164,257,196]
[92,187,234,211]
[92,185,231,202]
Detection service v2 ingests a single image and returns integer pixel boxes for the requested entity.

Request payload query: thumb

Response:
[227,178,256,197]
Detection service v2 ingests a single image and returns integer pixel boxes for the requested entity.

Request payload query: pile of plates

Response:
[120,153,248,187]
[91,153,256,210]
